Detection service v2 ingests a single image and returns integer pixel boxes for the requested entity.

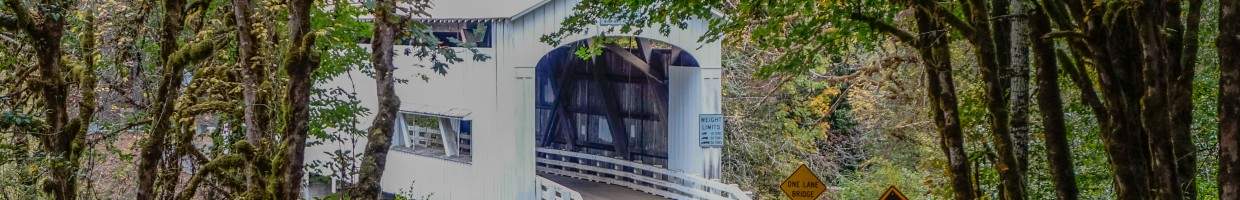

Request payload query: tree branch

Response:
[910,0,975,37]
[88,119,153,145]
[0,32,17,44]
[849,13,918,46]
[1056,51,1107,120]
[166,37,217,68]
[2,0,36,34]
[0,14,18,31]
[176,154,244,200]
[1043,30,1087,40]
[179,101,235,117]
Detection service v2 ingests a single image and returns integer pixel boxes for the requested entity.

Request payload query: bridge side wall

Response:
[668,67,723,178]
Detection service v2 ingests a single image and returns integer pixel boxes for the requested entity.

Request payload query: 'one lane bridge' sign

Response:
[780,164,826,200]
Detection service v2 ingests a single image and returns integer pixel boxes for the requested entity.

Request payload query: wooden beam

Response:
[560,107,661,121]
[604,45,662,83]
[555,91,580,151]
[566,71,667,83]
[589,56,632,160]
[539,51,582,150]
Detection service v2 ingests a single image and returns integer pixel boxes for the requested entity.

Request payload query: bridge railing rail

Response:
[536,176,585,200]
[535,148,752,200]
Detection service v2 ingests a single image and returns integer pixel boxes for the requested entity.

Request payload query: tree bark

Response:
[8,1,79,198]
[276,0,319,197]
[914,9,975,200]
[134,0,186,198]
[68,15,99,200]
[1075,3,1154,198]
[32,12,71,200]
[1029,5,1078,199]
[1008,0,1034,173]
[3,2,102,198]
[350,0,402,198]
[1046,0,1203,197]
[233,0,267,151]
[1172,0,1204,197]
[1135,1,1184,198]
[231,0,271,195]
[1218,0,1240,197]
[960,0,1027,197]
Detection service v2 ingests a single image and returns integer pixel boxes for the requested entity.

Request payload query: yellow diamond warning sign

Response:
[879,185,909,200]
[780,164,826,200]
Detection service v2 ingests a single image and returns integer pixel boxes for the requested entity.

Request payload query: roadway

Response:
[537,172,669,200]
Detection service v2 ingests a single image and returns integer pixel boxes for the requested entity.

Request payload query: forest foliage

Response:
[2,0,1239,199]
[544,0,1239,199]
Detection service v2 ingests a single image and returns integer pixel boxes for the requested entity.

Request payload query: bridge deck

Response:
[537,172,669,200]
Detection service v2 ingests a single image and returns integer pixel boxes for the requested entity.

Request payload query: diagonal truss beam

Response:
[539,49,582,150]
[589,55,632,160]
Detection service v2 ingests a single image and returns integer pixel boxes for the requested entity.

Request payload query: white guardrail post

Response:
[537,176,585,200]
[535,148,752,200]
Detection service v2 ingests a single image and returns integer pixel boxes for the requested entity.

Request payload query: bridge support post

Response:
[668,66,723,179]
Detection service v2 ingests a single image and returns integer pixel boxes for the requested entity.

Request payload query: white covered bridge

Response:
[307,0,749,199]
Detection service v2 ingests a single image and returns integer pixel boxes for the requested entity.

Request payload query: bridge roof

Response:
[421,0,548,19]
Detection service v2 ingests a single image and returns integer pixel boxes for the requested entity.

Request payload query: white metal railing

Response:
[535,148,752,200]
[537,176,585,200]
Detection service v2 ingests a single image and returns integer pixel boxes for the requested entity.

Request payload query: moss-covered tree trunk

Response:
[135,0,187,198]
[1218,0,1240,197]
[1028,4,1078,199]
[230,0,273,195]
[914,9,975,200]
[1053,0,1201,197]
[1172,0,1205,197]
[233,0,268,151]
[275,0,319,197]
[2,0,98,199]
[350,0,402,197]
[1007,0,1034,174]
[959,0,1027,197]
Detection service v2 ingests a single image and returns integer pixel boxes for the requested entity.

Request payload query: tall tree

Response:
[1008,0,1034,173]
[135,0,188,197]
[2,0,98,199]
[1173,0,1205,197]
[911,9,975,200]
[907,0,1030,197]
[1028,2,1078,199]
[230,0,272,194]
[1036,0,1205,197]
[1219,0,1240,197]
[349,0,406,197]
[275,0,320,197]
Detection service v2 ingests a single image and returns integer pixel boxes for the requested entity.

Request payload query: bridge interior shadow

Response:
[534,37,700,166]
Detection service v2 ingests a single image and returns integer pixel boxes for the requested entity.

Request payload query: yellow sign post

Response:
[780,164,826,200]
[879,185,909,200]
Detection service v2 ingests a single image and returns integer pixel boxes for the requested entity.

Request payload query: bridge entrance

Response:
[534,37,698,166]
[530,37,745,200]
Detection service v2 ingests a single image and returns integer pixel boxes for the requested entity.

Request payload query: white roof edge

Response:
[510,0,554,19]
[415,18,505,23]
[400,103,473,119]
[509,0,724,22]
[366,0,718,22]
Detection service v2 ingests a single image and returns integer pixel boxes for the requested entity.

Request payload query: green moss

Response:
[166,37,217,68]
